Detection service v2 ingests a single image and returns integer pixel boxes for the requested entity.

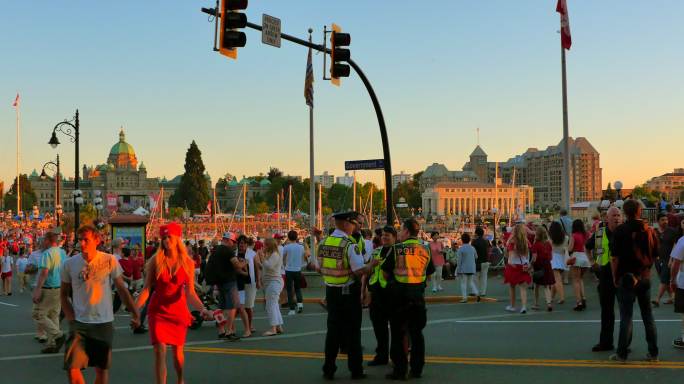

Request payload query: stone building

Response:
[422,182,534,218]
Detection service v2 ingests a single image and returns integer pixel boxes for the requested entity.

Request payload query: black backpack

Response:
[203,249,222,285]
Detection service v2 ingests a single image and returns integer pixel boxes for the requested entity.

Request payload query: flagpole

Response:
[288,184,292,231]
[561,46,571,212]
[307,28,316,260]
[15,95,21,214]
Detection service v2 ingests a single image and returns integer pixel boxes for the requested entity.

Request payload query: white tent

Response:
[132,207,150,216]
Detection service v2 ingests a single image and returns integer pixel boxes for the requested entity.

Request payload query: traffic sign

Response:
[261,14,281,48]
[344,159,385,171]
[395,203,408,208]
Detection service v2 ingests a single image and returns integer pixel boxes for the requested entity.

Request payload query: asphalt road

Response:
[1,273,683,384]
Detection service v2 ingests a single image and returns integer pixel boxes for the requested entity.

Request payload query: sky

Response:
[1,0,682,191]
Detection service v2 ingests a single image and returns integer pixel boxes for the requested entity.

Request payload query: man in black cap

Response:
[317,211,377,380]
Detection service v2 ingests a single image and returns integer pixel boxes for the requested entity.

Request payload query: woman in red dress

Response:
[136,222,209,384]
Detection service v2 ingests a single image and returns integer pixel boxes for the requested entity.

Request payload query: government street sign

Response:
[344,159,385,171]
[261,14,281,48]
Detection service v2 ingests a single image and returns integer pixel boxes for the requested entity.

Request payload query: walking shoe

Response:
[547,304,553,312]
[35,336,47,344]
[297,304,304,313]
[459,299,468,303]
[54,334,66,352]
[581,298,587,309]
[505,305,517,312]
[218,332,228,339]
[133,326,148,334]
[432,288,437,293]
[288,310,296,316]
[520,307,527,314]
[643,353,659,363]
[573,303,584,311]
[608,354,627,363]
[40,345,60,354]
[226,333,241,342]
[476,295,481,302]
[592,344,614,352]
[673,337,684,349]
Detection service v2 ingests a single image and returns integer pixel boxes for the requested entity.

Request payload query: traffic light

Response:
[330,23,351,86]
[219,0,248,60]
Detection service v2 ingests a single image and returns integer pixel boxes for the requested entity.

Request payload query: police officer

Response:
[367,226,397,366]
[382,218,434,380]
[317,211,376,380]
[587,206,622,351]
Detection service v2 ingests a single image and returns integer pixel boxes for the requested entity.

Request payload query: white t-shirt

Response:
[61,251,122,324]
[670,236,684,290]
[283,243,305,272]
[1,255,13,273]
[245,248,257,283]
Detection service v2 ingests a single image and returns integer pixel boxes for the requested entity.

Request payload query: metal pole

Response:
[56,155,61,227]
[74,110,80,232]
[307,29,317,261]
[561,47,570,212]
[352,171,356,211]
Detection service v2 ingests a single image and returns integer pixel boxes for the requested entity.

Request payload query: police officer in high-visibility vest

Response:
[586,206,622,351]
[317,211,377,380]
[382,218,434,380]
[367,226,398,367]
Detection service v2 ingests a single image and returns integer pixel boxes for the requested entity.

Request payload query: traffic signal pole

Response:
[202,9,395,225]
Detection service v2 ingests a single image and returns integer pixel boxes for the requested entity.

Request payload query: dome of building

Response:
[259,179,271,186]
[107,128,138,170]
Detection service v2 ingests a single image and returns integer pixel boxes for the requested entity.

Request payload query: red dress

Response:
[148,267,193,346]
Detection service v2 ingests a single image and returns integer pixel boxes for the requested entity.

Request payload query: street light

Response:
[491,207,499,247]
[94,190,104,219]
[48,110,80,232]
[40,154,61,226]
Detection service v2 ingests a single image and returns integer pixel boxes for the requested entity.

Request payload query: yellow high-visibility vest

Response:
[317,236,353,285]
[594,227,611,266]
[393,239,430,284]
[368,247,390,288]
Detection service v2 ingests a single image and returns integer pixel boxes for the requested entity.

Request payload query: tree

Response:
[169,141,210,214]
[267,167,283,181]
[393,171,422,210]
[79,204,98,226]
[3,174,37,212]
[248,201,269,215]
[167,207,185,220]
[604,182,616,201]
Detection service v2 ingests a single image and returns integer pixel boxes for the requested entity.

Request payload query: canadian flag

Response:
[556,0,572,50]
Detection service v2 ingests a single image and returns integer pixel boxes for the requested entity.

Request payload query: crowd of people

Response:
[1,199,683,381]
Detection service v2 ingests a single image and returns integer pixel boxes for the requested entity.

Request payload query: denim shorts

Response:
[218,281,239,310]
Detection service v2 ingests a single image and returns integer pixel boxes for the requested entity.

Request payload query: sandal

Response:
[262,330,277,337]
[651,300,660,308]
[276,327,284,334]
[242,332,252,338]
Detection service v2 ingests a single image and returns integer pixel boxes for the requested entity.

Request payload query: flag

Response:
[304,46,314,107]
[12,93,19,108]
[556,0,572,50]
[206,200,212,215]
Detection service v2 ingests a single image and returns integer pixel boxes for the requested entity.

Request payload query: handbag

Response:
[532,269,545,284]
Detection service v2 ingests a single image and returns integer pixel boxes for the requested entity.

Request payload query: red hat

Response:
[160,222,182,238]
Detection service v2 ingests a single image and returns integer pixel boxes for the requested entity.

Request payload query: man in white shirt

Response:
[61,226,139,384]
[283,230,307,315]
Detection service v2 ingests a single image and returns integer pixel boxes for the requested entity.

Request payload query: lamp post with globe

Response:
[48,110,80,231]
[40,154,61,227]
[93,191,104,220]
[614,181,624,209]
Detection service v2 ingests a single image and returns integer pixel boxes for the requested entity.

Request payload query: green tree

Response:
[248,200,269,215]
[3,174,37,212]
[169,141,210,214]
[267,167,283,181]
[393,171,422,209]
[167,207,185,220]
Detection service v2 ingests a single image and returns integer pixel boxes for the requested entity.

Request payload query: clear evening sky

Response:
[1,1,682,191]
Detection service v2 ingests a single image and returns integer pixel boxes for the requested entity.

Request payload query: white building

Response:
[335,173,354,187]
[392,171,413,189]
[314,171,335,189]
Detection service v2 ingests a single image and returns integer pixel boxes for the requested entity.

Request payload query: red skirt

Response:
[504,264,532,286]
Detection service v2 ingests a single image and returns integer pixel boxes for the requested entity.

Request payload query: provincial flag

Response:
[556,0,572,50]
[304,46,314,107]
[12,93,19,108]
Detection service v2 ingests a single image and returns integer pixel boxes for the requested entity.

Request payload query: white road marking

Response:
[0,301,18,307]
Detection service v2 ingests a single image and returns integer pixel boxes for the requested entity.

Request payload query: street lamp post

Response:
[48,110,80,232]
[40,154,61,227]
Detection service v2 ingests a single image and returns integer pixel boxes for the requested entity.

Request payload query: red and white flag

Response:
[556,0,572,50]
[12,93,20,108]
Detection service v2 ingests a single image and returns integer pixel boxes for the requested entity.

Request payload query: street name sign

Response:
[344,159,385,171]
[262,14,281,48]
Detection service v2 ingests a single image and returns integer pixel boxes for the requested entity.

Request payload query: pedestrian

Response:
[367,225,397,367]
[383,218,434,380]
[242,237,259,333]
[0,247,14,295]
[231,236,252,338]
[61,225,140,384]
[257,237,284,336]
[135,222,210,384]
[472,226,491,296]
[569,219,591,311]
[531,226,555,312]
[587,206,622,352]
[456,233,480,303]
[428,232,444,292]
[504,224,532,314]
[15,250,30,293]
[669,218,684,349]
[31,232,66,353]
[609,199,660,362]
[207,232,246,341]
[317,211,373,380]
[653,212,677,307]
[283,230,306,315]
[549,221,568,304]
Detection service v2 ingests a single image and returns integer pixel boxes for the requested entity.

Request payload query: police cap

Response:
[332,211,360,223]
